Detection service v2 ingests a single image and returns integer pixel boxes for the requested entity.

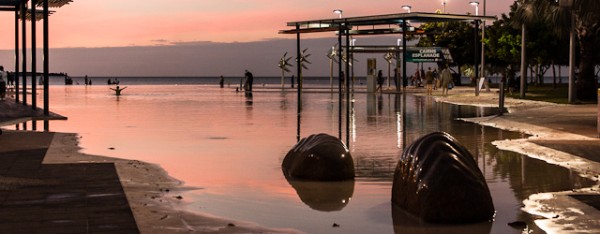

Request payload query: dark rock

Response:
[282,133,354,181]
[392,132,495,223]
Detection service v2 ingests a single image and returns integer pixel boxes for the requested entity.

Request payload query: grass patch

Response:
[495,83,597,104]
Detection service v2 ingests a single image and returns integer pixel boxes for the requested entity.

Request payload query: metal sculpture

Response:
[296,48,311,88]
[298,48,311,71]
[327,45,338,91]
[384,52,396,88]
[278,52,293,88]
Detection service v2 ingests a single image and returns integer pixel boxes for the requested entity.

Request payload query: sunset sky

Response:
[0,0,516,76]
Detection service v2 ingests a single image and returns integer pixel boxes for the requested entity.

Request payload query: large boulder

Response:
[282,133,354,181]
[392,132,495,223]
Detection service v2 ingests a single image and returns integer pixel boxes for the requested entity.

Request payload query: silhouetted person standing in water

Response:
[244,70,254,91]
[219,75,224,88]
[110,85,127,96]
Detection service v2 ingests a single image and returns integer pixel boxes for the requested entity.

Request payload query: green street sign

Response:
[406,47,453,63]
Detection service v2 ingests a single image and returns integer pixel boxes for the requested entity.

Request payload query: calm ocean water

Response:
[10,77,593,233]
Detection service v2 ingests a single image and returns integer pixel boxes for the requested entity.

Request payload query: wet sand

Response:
[2,86,599,233]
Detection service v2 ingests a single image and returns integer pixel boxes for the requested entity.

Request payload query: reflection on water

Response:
[286,180,355,212]
[12,85,594,234]
[392,205,493,234]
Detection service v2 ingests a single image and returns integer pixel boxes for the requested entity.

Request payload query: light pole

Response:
[442,0,447,13]
[481,0,487,92]
[333,9,343,19]
[469,1,479,16]
[401,5,412,13]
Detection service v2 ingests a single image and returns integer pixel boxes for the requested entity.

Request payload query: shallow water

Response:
[12,84,594,233]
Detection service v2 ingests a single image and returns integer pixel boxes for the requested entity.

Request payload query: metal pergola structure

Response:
[280,12,496,144]
[0,0,73,121]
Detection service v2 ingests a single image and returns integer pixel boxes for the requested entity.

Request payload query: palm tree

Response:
[513,0,600,101]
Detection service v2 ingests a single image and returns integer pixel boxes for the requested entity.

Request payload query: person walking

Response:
[432,68,439,90]
[413,68,421,87]
[244,70,254,91]
[219,75,224,88]
[440,65,454,96]
[425,67,434,95]
[376,70,384,92]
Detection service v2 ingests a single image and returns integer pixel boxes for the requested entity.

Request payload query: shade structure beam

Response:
[31,0,37,110]
[14,0,19,103]
[43,0,49,116]
[21,0,27,105]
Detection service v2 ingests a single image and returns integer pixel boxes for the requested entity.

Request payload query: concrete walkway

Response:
[436,87,600,233]
[0,131,139,233]
[1,98,138,233]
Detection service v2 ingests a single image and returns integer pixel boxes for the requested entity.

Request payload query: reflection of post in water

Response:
[287,179,355,212]
[295,24,302,142]
[344,29,351,149]
[245,91,253,101]
[395,93,407,150]
[279,90,288,111]
[14,120,50,132]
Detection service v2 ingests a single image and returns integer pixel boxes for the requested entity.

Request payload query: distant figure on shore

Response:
[412,68,421,87]
[425,67,434,95]
[291,75,295,88]
[341,71,345,90]
[85,75,89,85]
[393,68,398,88]
[110,85,127,96]
[0,66,6,100]
[376,70,384,92]
[219,75,224,88]
[440,65,454,96]
[7,71,14,86]
[432,68,439,90]
[107,78,120,85]
[244,70,254,91]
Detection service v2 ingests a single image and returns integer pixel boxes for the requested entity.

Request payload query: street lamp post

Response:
[481,0,487,93]
[442,0,447,13]
[333,9,343,19]
[469,1,479,16]
[470,1,487,95]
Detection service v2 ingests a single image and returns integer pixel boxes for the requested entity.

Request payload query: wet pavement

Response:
[1,98,138,233]
[0,131,139,233]
[1,89,599,233]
